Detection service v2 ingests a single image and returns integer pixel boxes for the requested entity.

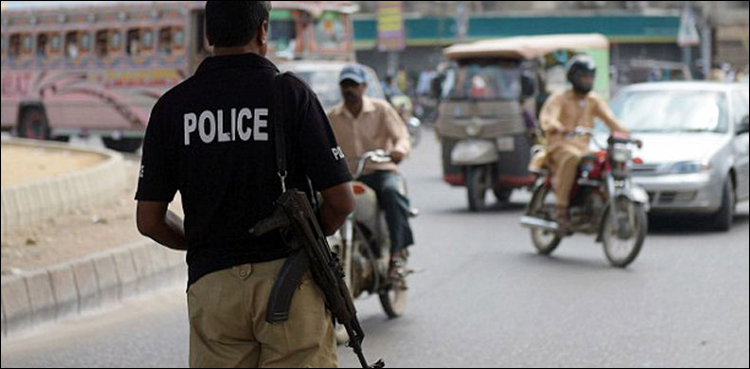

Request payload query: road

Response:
[2,128,748,368]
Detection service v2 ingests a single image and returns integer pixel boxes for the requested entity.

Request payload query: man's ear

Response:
[257,20,269,46]
[206,28,214,47]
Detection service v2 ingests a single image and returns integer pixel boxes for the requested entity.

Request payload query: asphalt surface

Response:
[2,128,748,368]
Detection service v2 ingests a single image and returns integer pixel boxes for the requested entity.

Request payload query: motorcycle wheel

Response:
[379,283,407,319]
[602,200,647,268]
[528,184,562,255]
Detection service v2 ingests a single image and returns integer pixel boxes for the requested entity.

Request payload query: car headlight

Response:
[668,160,711,174]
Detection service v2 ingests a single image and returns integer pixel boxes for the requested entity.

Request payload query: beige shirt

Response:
[327,96,411,175]
[540,89,628,152]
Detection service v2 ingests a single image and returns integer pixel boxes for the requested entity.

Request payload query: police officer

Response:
[135,2,354,367]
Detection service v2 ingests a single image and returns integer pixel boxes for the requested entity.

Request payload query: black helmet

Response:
[566,54,596,94]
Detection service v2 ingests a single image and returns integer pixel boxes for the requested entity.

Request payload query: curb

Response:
[0,239,186,340]
[0,137,127,236]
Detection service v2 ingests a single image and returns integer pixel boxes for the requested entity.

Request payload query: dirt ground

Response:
[1,146,183,275]
[1,144,108,187]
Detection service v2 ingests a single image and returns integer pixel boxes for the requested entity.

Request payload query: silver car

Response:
[608,82,750,231]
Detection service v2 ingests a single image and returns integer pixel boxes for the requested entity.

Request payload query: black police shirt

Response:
[135,53,352,287]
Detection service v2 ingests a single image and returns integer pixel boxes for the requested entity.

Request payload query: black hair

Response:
[205,1,272,47]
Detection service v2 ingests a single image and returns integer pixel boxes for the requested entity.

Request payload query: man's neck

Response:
[571,90,589,100]
[212,44,262,57]
[345,100,363,118]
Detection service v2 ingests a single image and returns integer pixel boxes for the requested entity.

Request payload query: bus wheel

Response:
[103,137,143,153]
[18,108,51,141]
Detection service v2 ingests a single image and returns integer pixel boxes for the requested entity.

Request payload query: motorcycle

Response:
[328,150,417,324]
[388,93,422,148]
[521,128,649,267]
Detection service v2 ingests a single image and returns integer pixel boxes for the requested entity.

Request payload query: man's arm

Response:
[382,103,411,164]
[539,93,566,134]
[594,96,629,134]
[319,182,355,236]
[136,201,187,251]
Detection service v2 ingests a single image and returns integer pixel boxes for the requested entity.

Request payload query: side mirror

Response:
[521,74,536,99]
[738,116,750,135]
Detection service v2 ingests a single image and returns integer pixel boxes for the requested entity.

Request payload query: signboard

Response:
[377,1,404,52]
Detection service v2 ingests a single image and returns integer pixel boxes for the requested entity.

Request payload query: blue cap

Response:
[339,64,368,85]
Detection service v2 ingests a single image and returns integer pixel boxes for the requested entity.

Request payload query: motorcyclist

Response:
[328,64,415,285]
[538,55,629,232]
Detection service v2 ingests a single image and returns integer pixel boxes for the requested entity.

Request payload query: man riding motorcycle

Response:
[538,55,630,233]
[327,64,415,284]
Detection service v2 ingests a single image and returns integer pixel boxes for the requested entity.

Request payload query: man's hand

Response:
[546,123,567,136]
[136,202,188,251]
[390,150,406,164]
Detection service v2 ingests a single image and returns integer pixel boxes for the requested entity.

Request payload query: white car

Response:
[278,60,386,111]
[610,82,750,231]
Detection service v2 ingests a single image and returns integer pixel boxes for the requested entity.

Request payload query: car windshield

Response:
[611,90,729,134]
[442,60,521,101]
[293,69,385,111]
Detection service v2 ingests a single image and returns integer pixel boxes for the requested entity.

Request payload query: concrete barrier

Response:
[24,270,56,326]
[0,240,186,341]
[1,276,32,336]
[47,263,79,321]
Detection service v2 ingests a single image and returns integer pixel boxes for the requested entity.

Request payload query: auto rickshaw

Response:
[434,34,611,211]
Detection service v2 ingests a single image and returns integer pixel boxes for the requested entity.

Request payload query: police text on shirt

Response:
[184,108,269,146]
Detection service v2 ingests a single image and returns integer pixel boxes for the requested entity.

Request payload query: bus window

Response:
[126,28,141,55]
[36,33,48,58]
[9,34,21,58]
[49,32,62,56]
[173,27,185,51]
[95,30,108,57]
[158,27,172,54]
[109,30,122,53]
[65,31,79,59]
[22,34,33,57]
[314,12,346,50]
[270,19,296,55]
[142,29,155,52]
[80,32,91,53]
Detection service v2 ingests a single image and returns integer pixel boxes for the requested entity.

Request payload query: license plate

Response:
[496,137,515,152]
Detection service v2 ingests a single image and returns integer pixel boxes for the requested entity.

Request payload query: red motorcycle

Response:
[521,128,649,268]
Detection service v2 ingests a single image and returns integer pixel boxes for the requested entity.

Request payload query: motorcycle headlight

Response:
[466,124,481,137]
[612,144,632,163]
[669,161,711,174]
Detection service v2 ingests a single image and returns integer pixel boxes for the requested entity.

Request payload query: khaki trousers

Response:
[188,259,337,368]
[548,144,586,208]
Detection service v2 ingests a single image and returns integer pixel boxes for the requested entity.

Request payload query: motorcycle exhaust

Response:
[520,216,559,232]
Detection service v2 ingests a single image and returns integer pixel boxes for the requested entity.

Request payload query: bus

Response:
[1,1,357,151]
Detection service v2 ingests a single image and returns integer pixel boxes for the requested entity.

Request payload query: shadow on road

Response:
[648,211,749,235]
[511,251,629,272]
